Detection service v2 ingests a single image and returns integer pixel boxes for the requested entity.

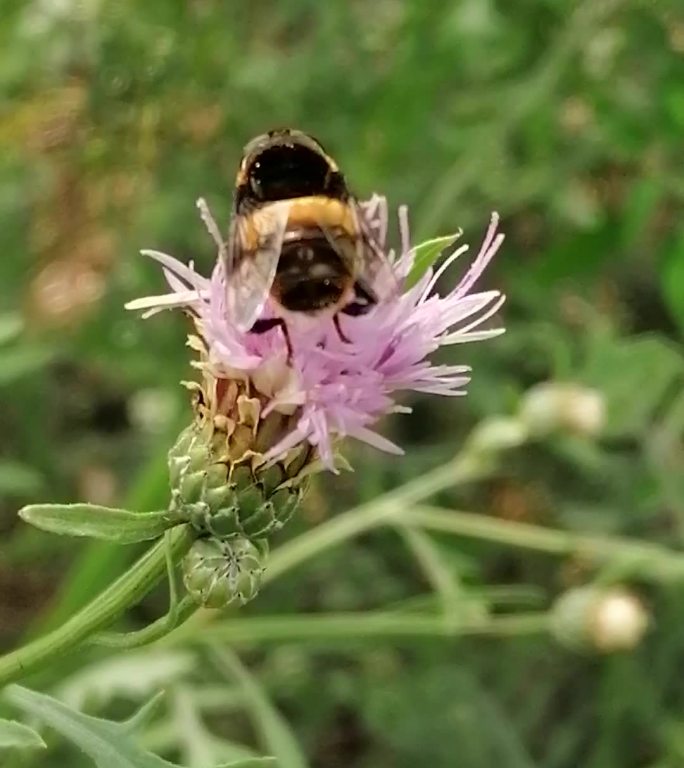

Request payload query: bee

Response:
[224,128,397,351]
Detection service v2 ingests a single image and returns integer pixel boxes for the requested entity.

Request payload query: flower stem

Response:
[173,610,550,647]
[0,525,195,688]
[91,595,197,649]
[264,452,485,584]
[406,505,684,582]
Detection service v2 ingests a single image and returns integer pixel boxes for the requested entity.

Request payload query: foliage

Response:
[1,0,684,767]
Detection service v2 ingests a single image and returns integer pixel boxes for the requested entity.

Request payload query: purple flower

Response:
[126,195,505,470]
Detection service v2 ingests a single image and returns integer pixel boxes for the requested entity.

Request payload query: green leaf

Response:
[120,692,167,734]
[170,684,260,768]
[0,718,46,750]
[4,686,272,768]
[662,231,684,332]
[19,504,173,543]
[581,336,684,438]
[58,651,196,711]
[0,461,44,496]
[404,233,460,289]
[0,313,23,346]
[210,649,309,768]
[5,685,173,768]
[0,345,53,386]
[219,760,276,767]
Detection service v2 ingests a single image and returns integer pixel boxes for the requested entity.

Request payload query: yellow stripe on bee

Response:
[285,196,355,233]
[240,197,357,252]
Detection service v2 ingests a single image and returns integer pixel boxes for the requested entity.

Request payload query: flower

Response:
[126,195,505,471]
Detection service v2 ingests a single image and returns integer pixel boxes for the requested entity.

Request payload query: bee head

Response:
[235,129,348,210]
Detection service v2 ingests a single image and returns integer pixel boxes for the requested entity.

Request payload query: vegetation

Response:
[1,1,684,766]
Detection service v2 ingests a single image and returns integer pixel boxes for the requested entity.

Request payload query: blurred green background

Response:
[2,0,684,766]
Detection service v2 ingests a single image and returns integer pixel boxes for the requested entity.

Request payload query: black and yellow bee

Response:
[224,129,397,346]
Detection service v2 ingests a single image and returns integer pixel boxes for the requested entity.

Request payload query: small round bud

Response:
[182,537,268,608]
[550,586,648,653]
[519,382,605,438]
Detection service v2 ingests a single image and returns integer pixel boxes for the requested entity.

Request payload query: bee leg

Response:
[341,282,376,318]
[333,314,351,344]
[251,317,293,361]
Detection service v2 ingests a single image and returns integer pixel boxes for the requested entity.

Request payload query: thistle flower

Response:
[127,195,505,475]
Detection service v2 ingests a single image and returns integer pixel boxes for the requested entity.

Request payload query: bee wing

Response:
[225,201,291,332]
[350,200,400,303]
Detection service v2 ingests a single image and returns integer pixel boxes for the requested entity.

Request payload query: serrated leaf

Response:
[5,686,271,768]
[404,233,460,289]
[0,718,46,750]
[19,503,173,543]
[5,685,174,768]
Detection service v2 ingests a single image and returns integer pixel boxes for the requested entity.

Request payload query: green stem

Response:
[92,595,197,649]
[264,452,485,584]
[405,506,684,583]
[0,525,195,687]
[172,610,550,647]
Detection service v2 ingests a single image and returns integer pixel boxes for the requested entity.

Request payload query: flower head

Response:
[127,195,505,471]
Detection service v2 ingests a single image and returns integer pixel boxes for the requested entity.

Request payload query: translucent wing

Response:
[350,199,400,303]
[225,201,291,332]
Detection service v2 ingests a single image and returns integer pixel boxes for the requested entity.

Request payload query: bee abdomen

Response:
[272,239,350,313]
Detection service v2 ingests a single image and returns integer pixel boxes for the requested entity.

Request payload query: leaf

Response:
[19,503,173,543]
[5,685,175,768]
[210,648,309,768]
[170,685,259,768]
[0,345,53,385]
[662,231,684,332]
[5,686,271,768]
[219,759,276,767]
[404,233,460,289]
[0,718,46,750]
[58,650,196,711]
[620,177,663,249]
[121,692,167,734]
[0,313,23,345]
[0,461,44,496]
[581,336,684,438]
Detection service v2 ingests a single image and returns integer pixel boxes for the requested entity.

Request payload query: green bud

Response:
[167,424,302,541]
[550,586,648,653]
[182,537,267,608]
[519,382,605,438]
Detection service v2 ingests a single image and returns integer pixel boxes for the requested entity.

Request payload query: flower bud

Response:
[519,382,605,438]
[167,424,302,540]
[182,536,267,608]
[550,586,648,653]
[467,416,529,455]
